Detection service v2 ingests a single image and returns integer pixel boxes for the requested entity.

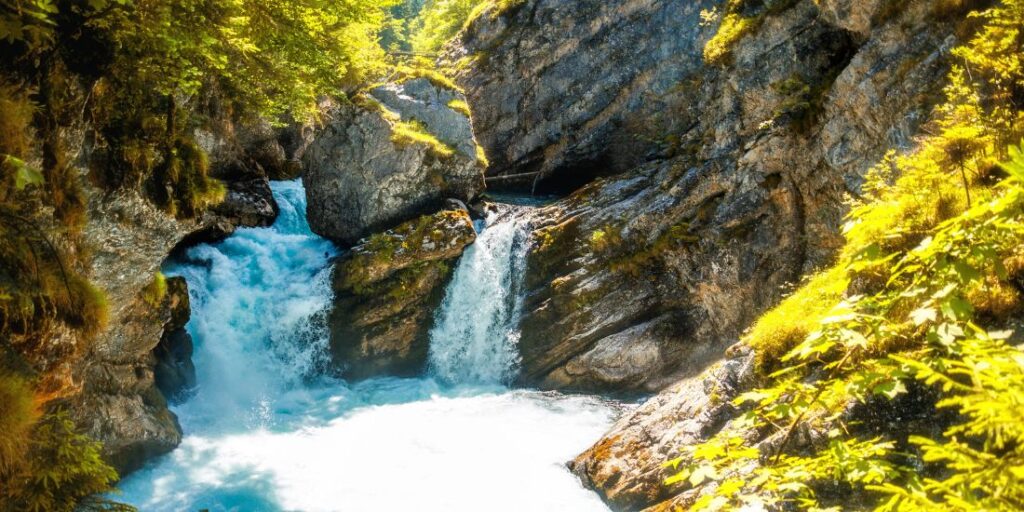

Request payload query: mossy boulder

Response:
[303,79,486,246]
[329,209,477,380]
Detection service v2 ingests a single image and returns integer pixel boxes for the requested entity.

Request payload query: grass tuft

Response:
[391,120,456,158]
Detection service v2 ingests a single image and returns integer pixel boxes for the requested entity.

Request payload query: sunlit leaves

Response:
[3,155,44,190]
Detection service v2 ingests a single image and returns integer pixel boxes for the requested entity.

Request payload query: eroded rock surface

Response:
[329,209,477,379]
[303,79,485,245]
[66,110,283,474]
[571,347,756,511]
[450,0,717,188]
[456,0,958,397]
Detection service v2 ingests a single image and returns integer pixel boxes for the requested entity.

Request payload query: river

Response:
[116,180,624,511]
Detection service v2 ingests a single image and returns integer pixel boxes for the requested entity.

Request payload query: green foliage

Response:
[391,119,456,158]
[2,410,131,512]
[475,143,489,167]
[0,373,39,477]
[393,63,462,92]
[410,0,525,54]
[448,98,471,117]
[0,0,58,48]
[588,221,697,276]
[701,0,799,65]
[141,272,168,306]
[86,0,398,122]
[0,81,40,199]
[746,266,850,372]
[665,3,1024,509]
[667,143,1024,511]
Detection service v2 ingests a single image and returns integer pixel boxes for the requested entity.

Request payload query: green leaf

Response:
[872,379,907,400]
[5,155,45,190]
[910,307,938,326]
[689,464,718,486]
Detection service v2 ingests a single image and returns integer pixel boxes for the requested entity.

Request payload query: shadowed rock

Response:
[329,209,477,379]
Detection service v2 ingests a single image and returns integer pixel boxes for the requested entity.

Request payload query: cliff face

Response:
[52,87,289,474]
[454,0,958,395]
[452,0,717,188]
[451,0,972,508]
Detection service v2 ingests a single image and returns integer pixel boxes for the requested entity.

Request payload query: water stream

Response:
[116,180,623,511]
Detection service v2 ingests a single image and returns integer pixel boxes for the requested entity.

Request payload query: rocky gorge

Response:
[2,0,1020,509]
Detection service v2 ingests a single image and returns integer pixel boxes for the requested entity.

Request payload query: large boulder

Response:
[303,79,486,246]
[329,209,477,379]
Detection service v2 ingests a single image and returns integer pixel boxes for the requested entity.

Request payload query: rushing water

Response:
[116,180,622,511]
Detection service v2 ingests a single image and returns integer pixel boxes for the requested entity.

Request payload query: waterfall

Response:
[427,205,532,385]
[117,182,621,512]
[164,180,339,430]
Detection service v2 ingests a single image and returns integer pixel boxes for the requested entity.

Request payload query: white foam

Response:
[116,182,621,511]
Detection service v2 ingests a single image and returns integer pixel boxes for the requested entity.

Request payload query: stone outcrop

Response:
[64,105,283,474]
[447,0,973,509]
[303,79,486,246]
[329,209,477,379]
[153,277,196,403]
[455,0,958,395]
[571,346,756,511]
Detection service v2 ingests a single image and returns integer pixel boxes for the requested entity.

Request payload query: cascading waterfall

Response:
[428,205,531,385]
[164,180,339,430]
[117,181,622,512]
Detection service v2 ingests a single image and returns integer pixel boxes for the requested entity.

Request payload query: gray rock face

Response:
[66,111,283,475]
[571,346,757,511]
[329,210,477,379]
[369,79,479,159]
[153,277,196,403]
[451,0,968,509]
[303,79,486,245]
[449,0,718,187]
[464,0,956,396]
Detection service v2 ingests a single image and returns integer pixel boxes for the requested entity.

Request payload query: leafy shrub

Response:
[665,2,1024,509]
[411,0,526,54]
[2,410,130,512]
[702,0,800,65]
[0,374,39,477]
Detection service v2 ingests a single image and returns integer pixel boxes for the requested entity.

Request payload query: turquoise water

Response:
[116,180,621,511]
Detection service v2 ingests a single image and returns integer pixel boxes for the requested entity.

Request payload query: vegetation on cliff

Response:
[405,0,526,54]
[1,0,399,508]
[666,1,1024,510]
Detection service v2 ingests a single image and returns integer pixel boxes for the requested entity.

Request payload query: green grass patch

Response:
[391,120,456,158]
[447,99,472,117]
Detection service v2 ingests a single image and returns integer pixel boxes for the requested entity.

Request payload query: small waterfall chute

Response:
[427,205,533,385]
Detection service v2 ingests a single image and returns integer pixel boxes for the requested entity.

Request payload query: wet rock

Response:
[212,176,279,228]
[570,347,756,511]
[303,79,486,246]
[153,277,196,403]
[329,210,477,379]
